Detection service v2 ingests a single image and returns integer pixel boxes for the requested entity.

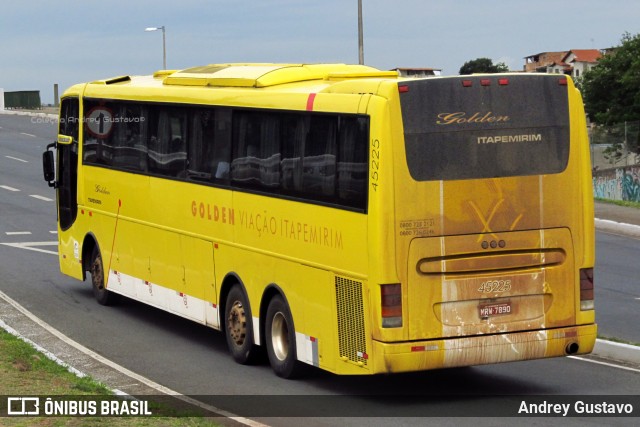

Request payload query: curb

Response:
[593,339,640,366]
[0,290,260,426]
[595,218,640,238]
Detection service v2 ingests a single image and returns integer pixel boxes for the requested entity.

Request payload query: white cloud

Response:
[1,0,638,103]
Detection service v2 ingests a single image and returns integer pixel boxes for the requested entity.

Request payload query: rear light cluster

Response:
[460,77,567,87]
[579,268,594,310]
[381,284,402,328]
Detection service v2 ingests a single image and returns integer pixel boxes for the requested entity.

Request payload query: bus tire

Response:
[265,294,305,379]
[224,285,260,365]
[90,246,118,306]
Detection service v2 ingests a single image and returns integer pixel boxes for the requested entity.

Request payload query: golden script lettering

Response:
[436,112,510,125]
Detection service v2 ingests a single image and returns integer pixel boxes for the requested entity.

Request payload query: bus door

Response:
[54,97,80,231]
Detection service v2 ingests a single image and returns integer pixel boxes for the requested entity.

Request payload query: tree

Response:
[581,32,640,125]
[459,58,509,75]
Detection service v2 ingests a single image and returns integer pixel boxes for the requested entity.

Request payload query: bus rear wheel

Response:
[265,294,305,379]
[90,247,118,306]
[224,285,260,364]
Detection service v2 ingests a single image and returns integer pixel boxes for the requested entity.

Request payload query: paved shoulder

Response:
[594,201,640,227]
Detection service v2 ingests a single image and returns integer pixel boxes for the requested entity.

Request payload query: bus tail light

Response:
[381,284,402,327]
[579,268,594,310]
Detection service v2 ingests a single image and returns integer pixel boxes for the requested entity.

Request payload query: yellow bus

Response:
[43,63,596,378]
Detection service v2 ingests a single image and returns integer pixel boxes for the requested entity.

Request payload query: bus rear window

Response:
[399,75,570,181]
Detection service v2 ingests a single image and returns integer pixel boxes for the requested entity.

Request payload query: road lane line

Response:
[20,132,37,138]
[29,194,54,202]
[5,155,28,163]
[0,241,58,255]
[0,290,266,427]
[5,231,32,236]
[569,355,640,374]
[49,230,58,234]
[0,185,20,192]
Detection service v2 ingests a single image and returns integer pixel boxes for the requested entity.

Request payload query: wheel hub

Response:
[271,312,289,361]
[228,301,247,345]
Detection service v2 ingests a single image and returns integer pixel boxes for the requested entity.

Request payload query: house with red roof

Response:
[561,49,602,78]
[523,49,603,76]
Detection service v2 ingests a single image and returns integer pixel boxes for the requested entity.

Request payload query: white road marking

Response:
[20,132,37,138]
[569,355,640,374]
[0,185,20,192]
[5,231,32,236]
[29,194,54,202]
[5,155,28,163]
[0,241,58,255]
[49,230,58,234]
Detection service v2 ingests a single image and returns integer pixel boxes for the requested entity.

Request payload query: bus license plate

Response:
[479,302,511,318]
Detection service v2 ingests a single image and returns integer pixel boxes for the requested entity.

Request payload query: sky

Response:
[1,0,639,104]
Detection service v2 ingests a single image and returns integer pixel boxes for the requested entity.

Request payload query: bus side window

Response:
[149,107,187,178]
[188,108,214,182]
[231,111,281,190]
[281,114,306,192]
[303,116,337,197]
[212,109,231,181]
[111,104,148,172]
[337,116,368,208]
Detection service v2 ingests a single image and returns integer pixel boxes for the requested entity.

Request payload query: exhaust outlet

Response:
[565,342,579,355]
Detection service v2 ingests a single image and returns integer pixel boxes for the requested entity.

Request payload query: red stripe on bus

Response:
[306,93,317,111]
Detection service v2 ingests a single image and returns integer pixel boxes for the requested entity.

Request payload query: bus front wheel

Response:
[224,285,260,364]
[90,247,118,306]
[265,294,305,378]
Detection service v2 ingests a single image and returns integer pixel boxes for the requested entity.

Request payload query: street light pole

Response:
[145,26,166,69]
[358,0,364,65]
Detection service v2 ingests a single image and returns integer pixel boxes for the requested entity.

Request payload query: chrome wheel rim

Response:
[271,312,289,361]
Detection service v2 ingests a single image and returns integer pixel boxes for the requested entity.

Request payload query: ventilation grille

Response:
[335,276,367,366]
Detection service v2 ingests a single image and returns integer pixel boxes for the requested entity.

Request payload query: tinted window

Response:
[59,98,80,230]
[231,111,281,189]
[400,75,570,181]
[83,101,147,172]
[148,106,187,177]
[188,109,231,182]
[82,99,369,211]
[303,116,337,197]
[337,117,368,207]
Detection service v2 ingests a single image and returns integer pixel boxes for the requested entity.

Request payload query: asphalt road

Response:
[596,232,640,343]
[1,113,639,426]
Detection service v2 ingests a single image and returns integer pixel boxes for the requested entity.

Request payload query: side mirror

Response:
[43,142,56,188]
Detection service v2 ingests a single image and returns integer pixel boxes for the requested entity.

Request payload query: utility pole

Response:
[358,0,364,65]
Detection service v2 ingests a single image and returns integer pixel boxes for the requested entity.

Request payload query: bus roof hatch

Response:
[162,63,395,88]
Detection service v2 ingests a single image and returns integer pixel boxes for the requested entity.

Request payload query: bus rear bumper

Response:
[370,324,597,374]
